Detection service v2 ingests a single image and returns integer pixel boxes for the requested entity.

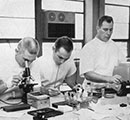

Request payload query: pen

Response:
[116,116,122,120]
[87,107,95,112]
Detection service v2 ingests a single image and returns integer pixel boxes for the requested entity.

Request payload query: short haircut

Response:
[97,15,114,27]
[54,36,73,53]
[17,37,40,55]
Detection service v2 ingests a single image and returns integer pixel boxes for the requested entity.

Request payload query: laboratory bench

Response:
[0,93,130,120]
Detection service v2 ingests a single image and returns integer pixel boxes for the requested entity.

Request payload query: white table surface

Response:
[0,94,130,120]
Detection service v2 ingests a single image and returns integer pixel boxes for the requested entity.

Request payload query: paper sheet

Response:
[58,105,73,112]
[0,109,30,118]
[72,102,130,120]
[74,109,110,120]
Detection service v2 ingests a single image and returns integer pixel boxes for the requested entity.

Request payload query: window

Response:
[42,0,84,58]
[105,0,130,57]
[105,5,129,39]
[0,0,35,38]
[0,0,35,56]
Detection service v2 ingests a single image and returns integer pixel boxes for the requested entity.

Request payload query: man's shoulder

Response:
[81,38,96,53]
[37,55,49,61]
[34,55,53,65]
[63,57,75,67]
[109,39,120,48]
[83,38,97,47]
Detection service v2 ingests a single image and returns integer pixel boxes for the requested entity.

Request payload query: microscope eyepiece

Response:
[25,60,29,68]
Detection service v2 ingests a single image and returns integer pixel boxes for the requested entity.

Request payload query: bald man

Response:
[0,37,40,100]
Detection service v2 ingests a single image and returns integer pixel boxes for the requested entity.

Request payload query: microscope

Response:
[2,60,38,112]
[19,60,38,103]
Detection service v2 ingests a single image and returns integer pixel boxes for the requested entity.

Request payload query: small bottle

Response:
[85,82,91,96]
[101,88,105,98]
[97,88,106,105]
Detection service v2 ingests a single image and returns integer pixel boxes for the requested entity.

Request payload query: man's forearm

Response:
[84,71,109,83]
[65,72,77,89]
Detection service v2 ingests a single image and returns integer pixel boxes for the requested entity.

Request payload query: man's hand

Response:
[106,75,123,92]
[41,80,50,87]
[41,79,61,96]
[108,74,123,84]
[11,74,23,87]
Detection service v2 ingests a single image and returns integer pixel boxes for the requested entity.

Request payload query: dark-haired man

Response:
[80,15,126,90]
[33,36,77,93]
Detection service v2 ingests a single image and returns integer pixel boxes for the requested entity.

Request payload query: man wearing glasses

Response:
[79,15,126,91]
[33,36,77,95]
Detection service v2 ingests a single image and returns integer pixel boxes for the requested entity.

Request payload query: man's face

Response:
[96,21,113,42]
[53,47,72,65]
[16,50,37,67]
